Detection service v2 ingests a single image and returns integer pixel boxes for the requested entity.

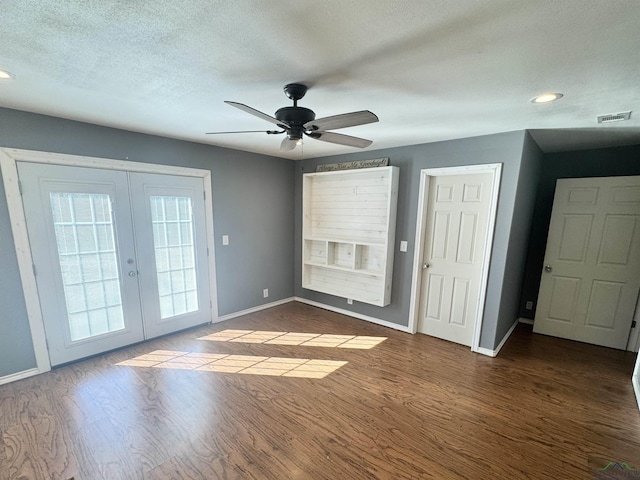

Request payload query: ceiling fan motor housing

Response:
[275,106,315,140]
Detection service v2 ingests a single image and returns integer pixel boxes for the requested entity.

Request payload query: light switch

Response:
[222,235,229,246]
[400,240,408,252]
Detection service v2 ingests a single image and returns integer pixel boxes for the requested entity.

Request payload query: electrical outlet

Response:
[222,235,229,246]
[347,298,353,305]
[400,240,408,252]
[525,301,533,310]
[263,288,269,298]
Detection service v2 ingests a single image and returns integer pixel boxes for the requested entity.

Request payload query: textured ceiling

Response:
[1,0,639,159]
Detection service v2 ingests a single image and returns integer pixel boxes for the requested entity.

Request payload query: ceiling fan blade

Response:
[304,110,378,131]
[225,101,289,128]
[280,137,298,151]
[307,131,373,148]
[205,130,284,135]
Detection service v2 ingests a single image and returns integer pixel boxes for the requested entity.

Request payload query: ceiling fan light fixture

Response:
[0,69,15,79]
[530,93,563,104]
[212,84,378,150]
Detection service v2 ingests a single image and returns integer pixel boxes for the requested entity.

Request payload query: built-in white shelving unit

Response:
[302,166,399,306]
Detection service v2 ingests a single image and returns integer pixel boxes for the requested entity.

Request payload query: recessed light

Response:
[530,93,563,104]
[0,69,15,79]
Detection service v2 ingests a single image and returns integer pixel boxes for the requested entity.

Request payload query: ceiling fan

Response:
[207,83,379,151]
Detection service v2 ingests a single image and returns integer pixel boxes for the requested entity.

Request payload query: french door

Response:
[18,162,212,366]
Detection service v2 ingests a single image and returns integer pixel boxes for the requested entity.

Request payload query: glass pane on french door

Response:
[18,163,145,366]
[50,192,125,340]
[150,195,199,319]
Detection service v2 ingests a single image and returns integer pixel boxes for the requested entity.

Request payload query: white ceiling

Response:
[2,0,639,159]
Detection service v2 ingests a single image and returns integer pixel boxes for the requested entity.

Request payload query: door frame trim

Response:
[629,300,640,353]
[408,163,502,354]
[0,147,219,376]
[634,352,640,412]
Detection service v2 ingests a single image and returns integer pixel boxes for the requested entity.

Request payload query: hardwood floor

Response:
[1,301,638,479]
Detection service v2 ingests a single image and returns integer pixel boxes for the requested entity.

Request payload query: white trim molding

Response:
[628,301,640,353]
[518,317,534,326]
[475,319,519,358]
[0,147,220,380]
[217,297,296,322]
[0,150,52,375]
[294,297,413,333]
[407,163,503,354]
[0,368,41,387]
[0,148,212,176]
[634,352,640,412]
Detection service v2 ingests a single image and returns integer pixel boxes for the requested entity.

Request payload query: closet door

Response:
[128,173,212,338]
[18,163,145,366]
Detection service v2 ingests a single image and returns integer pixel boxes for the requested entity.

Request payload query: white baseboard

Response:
[474,347,496,357]
[293,297,413,333]
[474,319,519,357]
[216,297,296,322]
[518,317,534,325]
[0,367,41,386]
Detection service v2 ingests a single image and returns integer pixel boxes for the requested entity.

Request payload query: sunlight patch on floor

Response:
[198,330,387,349]
[116,350,347,378]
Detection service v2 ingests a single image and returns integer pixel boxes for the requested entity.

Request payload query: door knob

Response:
[422,263,430,269]
[128,271,137,277]
[544,265,552,273]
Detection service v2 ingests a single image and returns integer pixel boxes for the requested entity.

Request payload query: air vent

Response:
[597,111,632,123]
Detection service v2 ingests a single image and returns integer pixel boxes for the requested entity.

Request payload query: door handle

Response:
[422,263,430,269]
[128,271,137,277]
[544,265,552,273]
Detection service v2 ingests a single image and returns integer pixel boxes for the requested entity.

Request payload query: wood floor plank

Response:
[0,301,639,479]
[0,383,17,431]
[2,395,93,480]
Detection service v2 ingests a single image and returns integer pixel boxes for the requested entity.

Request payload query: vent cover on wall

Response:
[597,111,632,123]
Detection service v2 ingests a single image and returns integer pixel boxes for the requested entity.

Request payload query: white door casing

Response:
[634,352,640,412]
[409,164,502,353]
[0,148,218,375]
[533,176,640,350]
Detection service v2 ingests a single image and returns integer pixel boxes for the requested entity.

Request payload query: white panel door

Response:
[533,176,640,349]
[129,173,211,339]
[18,164,213,365]
[418,173,493,346]
[18,163,145,366]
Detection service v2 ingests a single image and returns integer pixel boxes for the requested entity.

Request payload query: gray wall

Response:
[294,130,530,350]
[1,103,580,375]
[490,131,542,343]
[519,144,640,319]
[0,107,295,376]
